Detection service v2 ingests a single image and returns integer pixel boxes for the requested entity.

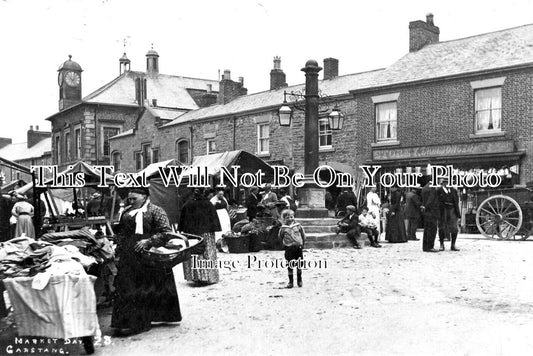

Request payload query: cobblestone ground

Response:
[87,234,533,355]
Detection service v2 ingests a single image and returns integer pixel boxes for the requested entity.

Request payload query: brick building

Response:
[46,49,224,170]
[111,15,533,196]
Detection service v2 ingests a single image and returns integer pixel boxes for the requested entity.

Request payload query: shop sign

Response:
[372,140,515,161]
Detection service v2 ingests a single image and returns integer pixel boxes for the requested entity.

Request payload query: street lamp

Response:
[278,91,345,130]
[276,59,346,218]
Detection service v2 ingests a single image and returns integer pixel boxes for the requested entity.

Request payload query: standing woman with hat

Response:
[11,194,35,238]
[179,188,221,285]
[111,187,182,336]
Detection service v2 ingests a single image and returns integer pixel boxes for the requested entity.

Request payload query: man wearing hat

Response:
[336,205,362,249]
[421,181,440,252]
[437,178,461,251]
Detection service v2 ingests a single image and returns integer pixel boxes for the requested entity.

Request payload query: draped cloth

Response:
[4,275,99,339]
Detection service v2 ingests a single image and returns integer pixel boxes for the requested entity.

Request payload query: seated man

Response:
[359,207,381,248]
[335,205,361,249]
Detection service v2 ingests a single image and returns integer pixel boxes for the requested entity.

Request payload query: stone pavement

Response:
[4,232,533,355]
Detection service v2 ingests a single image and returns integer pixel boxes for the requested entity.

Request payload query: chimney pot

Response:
[426,13,434,25]
[270,56,287,90]
[30,125,33,131]
[238,77,244,85]
[223,69,231,80]
[273,56,281,70]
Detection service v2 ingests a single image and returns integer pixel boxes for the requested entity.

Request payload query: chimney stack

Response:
[146,48,159,75]
[218,69,248,105]
[0,137,12,149]
[27,126,50,148]
[409,13,440,52]
[323,58,339,80]
[270,56,287,90]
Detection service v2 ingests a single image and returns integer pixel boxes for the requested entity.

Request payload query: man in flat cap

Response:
[336,205,362,249]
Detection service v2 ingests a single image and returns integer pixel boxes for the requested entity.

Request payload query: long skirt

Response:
[214,209,231,241]
[15,215,35,238]
[386,211,408,243]
[182,232,219,284]
[111,263,181,332]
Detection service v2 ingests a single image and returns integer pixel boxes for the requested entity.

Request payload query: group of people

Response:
[0,191,37,242]
[334,179,461,252]
[110,184,305,336]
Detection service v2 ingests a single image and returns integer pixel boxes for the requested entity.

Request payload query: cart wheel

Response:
[476,195,522,239]
[82,336,95,355]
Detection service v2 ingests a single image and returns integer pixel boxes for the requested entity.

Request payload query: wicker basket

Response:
[140,232,204,269]
[225,234,250,253]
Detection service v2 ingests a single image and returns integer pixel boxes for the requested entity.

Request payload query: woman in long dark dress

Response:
[386,188,408,243]
[111,187,181,336]
[180,188,221,285]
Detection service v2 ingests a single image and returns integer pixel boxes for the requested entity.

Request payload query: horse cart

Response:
[473,186,533,240]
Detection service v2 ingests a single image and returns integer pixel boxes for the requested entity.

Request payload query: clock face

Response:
[65,71,81,87]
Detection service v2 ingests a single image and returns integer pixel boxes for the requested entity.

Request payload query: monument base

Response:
[295,178,329,219]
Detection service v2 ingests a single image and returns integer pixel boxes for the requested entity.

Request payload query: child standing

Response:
[278,209,306,288]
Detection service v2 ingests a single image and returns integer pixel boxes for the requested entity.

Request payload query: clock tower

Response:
[58,55,83,111]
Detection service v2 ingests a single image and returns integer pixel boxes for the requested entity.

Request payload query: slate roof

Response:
[360,23,533,91]
[0,138,51,161]
[83,71,219,110]
[163,68,385,126]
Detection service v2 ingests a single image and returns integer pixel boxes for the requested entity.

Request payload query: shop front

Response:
[368,140,526,232]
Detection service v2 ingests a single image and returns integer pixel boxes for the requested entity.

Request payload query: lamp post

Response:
[277,60,345,217]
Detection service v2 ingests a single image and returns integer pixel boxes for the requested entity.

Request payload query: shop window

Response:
[319,118,332,148]
[206,139,216,155]
[375,101,397,142]
[257,124,270,154]
[176,140,189,163]
[475,87,502,133]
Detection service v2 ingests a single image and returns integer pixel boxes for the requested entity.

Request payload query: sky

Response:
[0,0,532,143]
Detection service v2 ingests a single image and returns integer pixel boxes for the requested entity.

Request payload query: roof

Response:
[358,23,533,91]
[181,150,273,178]
[0,138,51,161]
[83,71,219,110]
[163,68,385,126]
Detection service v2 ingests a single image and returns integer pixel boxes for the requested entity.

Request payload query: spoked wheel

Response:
[476,195,522,239]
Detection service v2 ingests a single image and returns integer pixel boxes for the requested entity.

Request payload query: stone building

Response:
[46,49,225,170]
[0,126,52,184]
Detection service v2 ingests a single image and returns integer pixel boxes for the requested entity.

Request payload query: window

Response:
[54,134,61,164]
[142,143,151,168]
[176,140,189,163]
[257,124,270,154]
[319,118,332,148]
[152,148,159,164]
[475,87,502,133]
[64,131,71,161]
[375,102,397,141]
[74,128,81,159]
[112,152,121,171]
[135,152,142,170]
[103,127,120,157]
[206,139,216,155]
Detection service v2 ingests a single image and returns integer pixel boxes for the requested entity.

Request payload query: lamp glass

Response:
[328,108,344,130]
[278,104,292,126]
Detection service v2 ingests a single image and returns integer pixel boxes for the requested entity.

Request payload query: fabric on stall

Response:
[3,274,100,339]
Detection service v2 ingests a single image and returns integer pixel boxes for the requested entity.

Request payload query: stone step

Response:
[304,232,370,249]
[304,225,338,233]
[298,218,340,226]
